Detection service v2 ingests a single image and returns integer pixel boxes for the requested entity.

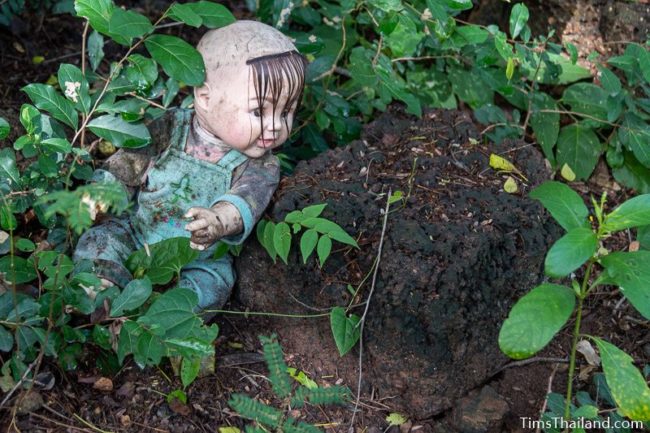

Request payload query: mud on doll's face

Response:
[199,68,297,159]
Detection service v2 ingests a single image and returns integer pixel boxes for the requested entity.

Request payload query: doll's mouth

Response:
[257,138,276,148]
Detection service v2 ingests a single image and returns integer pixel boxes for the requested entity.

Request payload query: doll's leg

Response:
[178,254,235,315]
[73,219,137,289]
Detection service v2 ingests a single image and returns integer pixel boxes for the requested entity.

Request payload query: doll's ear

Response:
[194,82,212,112]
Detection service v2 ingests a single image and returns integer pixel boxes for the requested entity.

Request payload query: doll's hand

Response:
[184,202,243,251]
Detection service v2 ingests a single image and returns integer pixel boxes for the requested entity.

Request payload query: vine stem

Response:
[564,260,594,422]
[349,188,391,432]
[79,19,90,149]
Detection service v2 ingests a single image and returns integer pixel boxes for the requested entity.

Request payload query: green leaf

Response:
[521,52,591,85]
[445,0,472,11]
[138,288,201,338]
[0,256,37,284]
[145,35,205,86]
[565,42,578,64]
[562,83,608,123]
[386,413,408,426]
[75,0,114,35]
[499,284,575,359]
[108,8,153,39]
[375,58,421,116]
[619,113,650,168]
[0,148,21,188]
[573,404,599,420]
[87,115,151,148]
[592,337,650,421]
[604,194,650,232]
[600,251,650,319]
[509,3,529,39]
[302,204,327,218]
[126,54,158,87]
[169,3,202,27]
[300,229,318,264]
[59,63,91,113]
[181,356,201,387]
[330,306,360,356]
[261,221,277,261]
[41,137,72,154]
[110,277,152,317]
[15,238,35,252]
[544,228,597,278]
[638,225,650,250]
[384,14,423,58]
[134,331,164,367]
[0,206,17,231]
[529,181,590,231]
[316,235,332,267]
[635,43,650,85]
[273,222,291,264]
[126,237,199,285]
[452,25,489,45]
[187,1,235,28]
[597,65,622,96]
[22,84,78,129]
[286,367,318,389]
[0,326,13,352]
[530,92,559,165]
[117,320,140,364]
[0,118,9,140]
[368,0,402,12]
[555,124,601,181]
[87,30,104,71]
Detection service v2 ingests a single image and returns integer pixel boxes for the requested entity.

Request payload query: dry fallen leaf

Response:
[93,377,114,392]
[629,241,640,252]
[576,339,600,366]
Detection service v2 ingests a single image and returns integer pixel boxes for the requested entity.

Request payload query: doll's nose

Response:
[265,114,282,132]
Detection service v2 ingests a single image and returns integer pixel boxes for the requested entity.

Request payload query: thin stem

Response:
[204,309,329,319]
[564,260,594,422]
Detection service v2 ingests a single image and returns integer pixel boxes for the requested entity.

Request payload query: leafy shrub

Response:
[499,181,650,424]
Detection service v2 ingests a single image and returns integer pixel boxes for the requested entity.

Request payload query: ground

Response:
[1,1,649,432]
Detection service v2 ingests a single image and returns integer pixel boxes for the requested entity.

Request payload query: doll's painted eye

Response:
[252,109,261,117]
[281,111,290,118]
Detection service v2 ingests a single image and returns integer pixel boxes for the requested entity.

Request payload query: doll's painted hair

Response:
[246,50,308,138]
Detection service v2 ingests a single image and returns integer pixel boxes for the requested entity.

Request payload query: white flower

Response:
[308,34,317,43]
[64,81,81,103]
[421,8,432,21]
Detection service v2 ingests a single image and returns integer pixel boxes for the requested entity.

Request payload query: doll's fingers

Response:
[189,241,206,251]
[185,219,209,232]
[184,207,210,219]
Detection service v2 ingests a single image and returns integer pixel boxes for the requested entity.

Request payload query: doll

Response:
[73,20,308,311]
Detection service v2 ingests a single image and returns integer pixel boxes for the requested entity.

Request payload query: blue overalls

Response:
[74,111,251,311]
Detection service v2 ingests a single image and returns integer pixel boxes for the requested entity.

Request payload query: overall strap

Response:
[170,109,193,151]
[218,149,249,171]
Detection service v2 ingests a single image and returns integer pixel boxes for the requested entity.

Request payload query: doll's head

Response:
[194,20,308,158]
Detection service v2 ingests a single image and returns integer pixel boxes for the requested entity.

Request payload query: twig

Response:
[42,51,83,64]
[0,360,37,409]
[493,356,568,375]
[535,363,560,433]
[80,19,90,149]
[25,412,96,433]
[349,188,391,432]
[126,92,167,110]
[313,22,347,82]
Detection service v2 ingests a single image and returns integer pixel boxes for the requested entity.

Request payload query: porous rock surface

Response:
[234,107,560,418]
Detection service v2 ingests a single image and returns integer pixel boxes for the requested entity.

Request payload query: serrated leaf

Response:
[330,307,360,356]
[300,229,318,264]
[499,284,575,359]
[509,3,529,39]
[110,277,152,317]
[22,84,78,129]
[273,222,291,264]
[87,115,151,148]
[600,251,650,319]
[138,288,201,338]
[556,124,601,180]
[597,65,622,96]
[529,181,589,231]
[108,8,153,39]
[544,228,597,277]
[316,235,332,267]
[145,35,205,86]
[187,1,235,28]
[593,338,650,421]
[126,237,199,285]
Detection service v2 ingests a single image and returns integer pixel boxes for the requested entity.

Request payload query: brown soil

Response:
[1,2,649,433]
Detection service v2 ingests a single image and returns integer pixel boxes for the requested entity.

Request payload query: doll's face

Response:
[195,67,297,159]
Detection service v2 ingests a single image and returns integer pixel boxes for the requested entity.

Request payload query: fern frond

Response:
[291,385,351,408]
[259,334,292,398]
[282,417,322,433]
[228,394,282,428]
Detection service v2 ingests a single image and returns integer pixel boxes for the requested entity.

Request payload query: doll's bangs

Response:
[247,51,308,119]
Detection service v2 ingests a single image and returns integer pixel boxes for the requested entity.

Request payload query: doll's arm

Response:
[184,153,280,250]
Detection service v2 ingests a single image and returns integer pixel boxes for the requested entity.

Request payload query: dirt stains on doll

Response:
[193,21,308,159]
